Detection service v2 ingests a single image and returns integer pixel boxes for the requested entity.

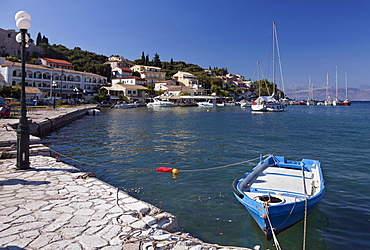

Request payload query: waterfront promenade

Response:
[0,106,251,250]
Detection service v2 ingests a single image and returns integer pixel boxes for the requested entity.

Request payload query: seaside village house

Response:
[102,58,170,103]
[217,73,255,100]
[0,57,107,101]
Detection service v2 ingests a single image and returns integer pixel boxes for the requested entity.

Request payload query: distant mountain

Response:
[359,84,370,89]
[284,84,370,101]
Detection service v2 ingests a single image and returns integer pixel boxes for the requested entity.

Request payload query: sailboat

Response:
[324,71,333,106]
[306,77,316,105]
[333,66,343,106]
[251,21,286,112]
[343,72,351,106]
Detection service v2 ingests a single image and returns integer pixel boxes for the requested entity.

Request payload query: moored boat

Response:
[197,99,216,107]
[343,72,351,106]
[87,109,100,115]
[146,97,174,108]
[251,22,286,113]
[251,96,286,112]
[232,154,325,240]
[113,102,137,109]
[343,99,351,106]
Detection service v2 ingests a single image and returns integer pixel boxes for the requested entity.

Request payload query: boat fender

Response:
[156,167,173,172]
[232,179,244,199]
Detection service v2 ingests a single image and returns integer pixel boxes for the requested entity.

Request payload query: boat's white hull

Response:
[251,103,285,112]
[114,104,137,109]
[147,102,173,108]
[240,102,251,107]
[197,102,216,107]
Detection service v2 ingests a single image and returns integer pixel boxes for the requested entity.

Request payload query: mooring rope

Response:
[301,165,309,250]
[264,204,282,250]
[180,155,268,172]
[50,148,106,167]
[50,148,267,173]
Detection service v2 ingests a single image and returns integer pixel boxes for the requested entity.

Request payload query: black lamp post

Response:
[15,11,31,170]
[52,81,57,109]
[74,88,79,105]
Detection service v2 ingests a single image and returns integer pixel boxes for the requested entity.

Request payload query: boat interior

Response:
[241,162,320,204]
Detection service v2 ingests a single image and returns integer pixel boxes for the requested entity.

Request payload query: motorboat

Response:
[146,98,174,108]
[197,99,216,107]
[113,102,137,109]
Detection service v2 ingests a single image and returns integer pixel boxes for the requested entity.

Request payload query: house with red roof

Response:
[38,58,75,70]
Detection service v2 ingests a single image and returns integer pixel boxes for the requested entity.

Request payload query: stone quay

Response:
[0,106,252,250]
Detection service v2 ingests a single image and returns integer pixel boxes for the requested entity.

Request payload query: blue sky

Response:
[2,0,370,88]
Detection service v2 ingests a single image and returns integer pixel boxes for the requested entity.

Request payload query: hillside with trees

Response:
[10,33,266,98]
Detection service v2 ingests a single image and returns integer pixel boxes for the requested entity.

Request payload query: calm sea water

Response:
[42,102,370,250]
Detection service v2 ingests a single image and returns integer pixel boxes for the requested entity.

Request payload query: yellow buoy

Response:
[172,168,179,174]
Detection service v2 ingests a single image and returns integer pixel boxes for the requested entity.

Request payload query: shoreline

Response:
[0,105,251,250]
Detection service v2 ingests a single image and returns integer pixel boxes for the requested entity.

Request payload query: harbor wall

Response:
[28,106,97,137]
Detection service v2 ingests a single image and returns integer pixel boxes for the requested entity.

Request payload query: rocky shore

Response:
[0,106,251,250]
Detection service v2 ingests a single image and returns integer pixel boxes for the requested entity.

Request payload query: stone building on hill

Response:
[0,28,41,58]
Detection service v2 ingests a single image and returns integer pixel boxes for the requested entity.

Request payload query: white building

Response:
[172,71,199,87]
[112,76,147,86]
[112,67,133,78]
[130,65,166,84]
[0,57,107,99]
[101,84,149,103]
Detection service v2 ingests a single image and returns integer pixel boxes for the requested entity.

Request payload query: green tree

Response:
[152,53,161,67]
[5,56,20,62]
[42,35,49,45]
[146,84,155,96]
[140,51,145,65]
[210,85,221,95]
[253,79,284,97]
[0,86,21,99]
[36,32,42,46]
[94,89,109,102]
[145,55,149,66]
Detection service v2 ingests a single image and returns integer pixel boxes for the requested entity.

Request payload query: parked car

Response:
[4,98,20,106]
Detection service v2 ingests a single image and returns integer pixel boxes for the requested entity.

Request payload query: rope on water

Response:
[180,154,270,172]
[50,148,268,173]
[49,148,106,167]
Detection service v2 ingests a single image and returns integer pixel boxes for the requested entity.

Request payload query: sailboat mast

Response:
[257,61,261,97]
[272,21,276,96]
[308,77,311,100]
[326,71,329,101]
[335,66,338,100]
[345,72,348,99]
[274,22,285,98]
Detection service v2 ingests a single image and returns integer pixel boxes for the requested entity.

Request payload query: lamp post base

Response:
[16,123,31,170]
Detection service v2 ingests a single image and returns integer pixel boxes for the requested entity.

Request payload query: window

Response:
[8,33,11,38]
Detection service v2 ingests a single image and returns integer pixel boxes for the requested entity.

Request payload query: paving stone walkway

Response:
[0,156,251,250]
[0,107,252,250]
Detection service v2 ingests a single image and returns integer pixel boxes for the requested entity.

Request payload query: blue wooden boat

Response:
[232,155,325,240]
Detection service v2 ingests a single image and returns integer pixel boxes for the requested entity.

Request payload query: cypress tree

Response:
[141,51,145,65]
[36,32,42,45]
[145,55,149,66]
